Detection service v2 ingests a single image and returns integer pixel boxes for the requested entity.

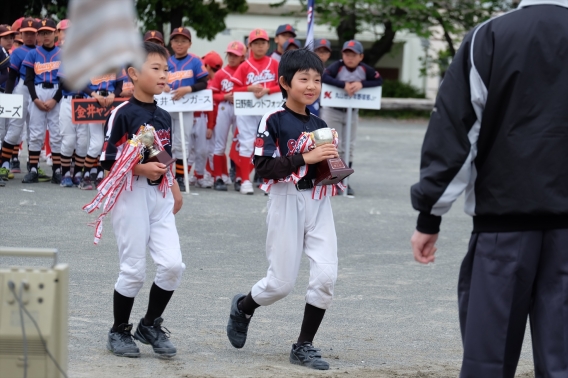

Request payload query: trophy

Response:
[310,128,354,186]
[138,127,176,166]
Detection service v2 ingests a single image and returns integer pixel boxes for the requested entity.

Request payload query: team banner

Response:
[233,92,285,116]
[0,93,24,119]
[306,0,315,50]
[320,83,382,110]
[154,90,213,113]
[72,98,129,124]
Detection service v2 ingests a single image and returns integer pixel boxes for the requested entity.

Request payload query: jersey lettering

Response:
[168,70,194,84]
[220,79,233,93]
[91,74,117,85]
[246,70,276,85]
[34,61,61,75]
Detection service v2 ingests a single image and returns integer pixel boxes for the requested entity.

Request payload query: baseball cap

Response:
[342,40,363,54]
[226,41,246,57]
[0,25,17,37]
[170,27,191,41]
[38,18,57,32]
[314,38,331,52]
[283,38,301,51]
[275,24,296,37]
[248,28,269,44]
[202,51,224,72]
[19,18,39,33]
[57,19,71,30]
[12,17,24,31]
[144,30,164,43]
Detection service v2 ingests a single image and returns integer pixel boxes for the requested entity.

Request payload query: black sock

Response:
[143,283,174,326]
[29,150,40,171]
[297,304,326,344]
[1,142,15,166]
[237,292,260,316]
[61,154,72,176]
[175,159,184,179]
[112,290,135,332]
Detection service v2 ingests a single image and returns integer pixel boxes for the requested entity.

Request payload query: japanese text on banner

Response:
[0,94,24,119]
[72,98,129,124]
[233,92,285,116]
[154,90,213,112]
[320,83,382,110]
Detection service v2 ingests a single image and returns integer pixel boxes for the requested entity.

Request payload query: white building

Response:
[182,0,441,99]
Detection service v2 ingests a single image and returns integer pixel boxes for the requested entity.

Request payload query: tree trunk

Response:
[335,5,357,46]
[364,21,397,67]
[169,5,184,34]
[435,16,456,57]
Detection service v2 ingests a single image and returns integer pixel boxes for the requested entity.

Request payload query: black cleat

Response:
[134,317,176,358]
[214,178,227,191]
[107,323,140,358]
[290,342,330,370]
[22,171,38,183]
[347,185,354,196]
[226,294,251,349]
[234,180,241,192]
[10,160,21,173]
[51,171,62,184]
[0,177,6,187]
[176,177,186,192]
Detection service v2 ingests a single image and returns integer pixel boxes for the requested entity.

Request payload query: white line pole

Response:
[178,112,190,194]
[343,107,353,197]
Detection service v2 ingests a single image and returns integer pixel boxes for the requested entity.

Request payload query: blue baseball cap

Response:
[342,40,363,54]
[283,38,302,51]
[275,24,296,37]
[314,38,331,52]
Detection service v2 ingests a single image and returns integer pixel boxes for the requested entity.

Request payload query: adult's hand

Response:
[411,230,438,264]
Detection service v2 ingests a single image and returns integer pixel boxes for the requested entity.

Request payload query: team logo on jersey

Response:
[287,139,297,155]
[246,70,275,85]
[254,137,264,148]
[34,61,61,75]
[220,78,233,93]
[167,70,194,83]
[155,129,171,147]
[90,74,116,85]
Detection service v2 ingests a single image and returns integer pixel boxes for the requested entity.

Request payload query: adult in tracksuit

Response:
[410,1,568,377]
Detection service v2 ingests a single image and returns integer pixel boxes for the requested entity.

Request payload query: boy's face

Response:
[342,50,363,69]
[57,29,66,43]
[282,68,321,106]
[22,31,36,46]
[36,33,44,46]
[275,32,294,49]
[250,40,269,58]
[129,53,168,95]
[171,35,191,56]
[226,52,244,68]
[39,30,55,47]
[315,47,331,63]
[1,35,14,50]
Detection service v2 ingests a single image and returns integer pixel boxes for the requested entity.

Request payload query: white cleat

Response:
[240,180,254,195]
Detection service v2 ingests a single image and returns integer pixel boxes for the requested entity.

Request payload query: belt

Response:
[38,83,55,89]
[64,94,84,99]
[96,90,109,96]
[295,177,314,191]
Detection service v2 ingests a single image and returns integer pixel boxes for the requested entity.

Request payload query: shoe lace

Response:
[119,330,135,343]
[156,325,172,341]
[298,343,322,359]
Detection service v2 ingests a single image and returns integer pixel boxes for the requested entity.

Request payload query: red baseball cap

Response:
[249,28,269,44]
[144,30,164,43]
[202,51,224,72]
[0,25,17,37]
[57,19,71,30]
[170,26,191,41]
[226,41,246,57]
[19,18,39,33]
[12,17,24,31]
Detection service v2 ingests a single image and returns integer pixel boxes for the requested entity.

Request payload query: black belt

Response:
[39,83,55,89]
[97,90,109,96]
[295,177,314,191]
[64,94,84,99]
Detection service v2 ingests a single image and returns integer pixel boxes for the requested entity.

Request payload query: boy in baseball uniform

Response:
[226,49,340,370]
[270,24,296,62]
[165,26,208,192]
[22,18,63,184]
[307,39,332,117]
[321,40,382,196]
[100,42,184,358]
[230,29,280,194]
[209,41,246,191]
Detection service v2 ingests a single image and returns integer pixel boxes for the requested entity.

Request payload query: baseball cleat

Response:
[72,175,82,186]
[107,323,140,358]
[37,168,51,182]
[51,171,62,184]
[234,179,242,192]
[289,342,330,370]
[0,177,6,187]
[240,180,254,195]
[226,294,251,349]
[176,177,186,192]
[133,317,176,358]
[222,174,232,185]
[347,185,355,196]
[22,170,39,183]
[79,175,94,190]
[0,167,13,180]
[10,160,21,174]
[60,176,74,187]
[214,178,228,191]
[196,177,213,188]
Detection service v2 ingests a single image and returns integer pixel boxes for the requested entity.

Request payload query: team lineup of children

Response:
[1,16,382,371]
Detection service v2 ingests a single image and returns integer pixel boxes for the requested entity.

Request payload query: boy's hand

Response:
[171,86,191,100]
[133,162,167,181]
[224,93,234,103]
[303,144,338,164]
[345,82,363,96]
[45,99,57,111]
[93,93,106,106]
[254,88,270,99]
[33,99,48,111]
[172,180,183,214]
[247,84,263,93]
[206,129,213,139]
[164,84,171,93]
[411,230,438,264]
[104,93,115,107]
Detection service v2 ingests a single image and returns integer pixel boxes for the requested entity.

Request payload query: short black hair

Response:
[278,48,325,98]
[142,41,169,61]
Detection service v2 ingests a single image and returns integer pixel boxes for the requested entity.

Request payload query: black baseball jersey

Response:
[254,105,328,179]
[101,97,172,163]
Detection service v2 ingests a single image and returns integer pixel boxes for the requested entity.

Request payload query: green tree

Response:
[1,0,68,25]
[135,0,248,40]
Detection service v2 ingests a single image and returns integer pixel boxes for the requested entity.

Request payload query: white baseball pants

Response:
[87,123,104,157]
[320,107,359,162]
[28,85,62,152]
[251,182,338,310]
[60,97,89,157]
[4,81,31,145]
[111,177,186,298]
[236,115,262,158]
[214,101,235,155]
[170,111,194,161]
[0,119,5,143]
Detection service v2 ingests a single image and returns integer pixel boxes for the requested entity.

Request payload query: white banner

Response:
[0,94,24,119]
[155,90,213,112]
[234,92,285,116]
[320,83,382,110]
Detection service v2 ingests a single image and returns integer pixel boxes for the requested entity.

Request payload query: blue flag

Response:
[306,0,315,51]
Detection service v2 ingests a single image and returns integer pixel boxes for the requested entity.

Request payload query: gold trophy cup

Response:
[310,128,354,186]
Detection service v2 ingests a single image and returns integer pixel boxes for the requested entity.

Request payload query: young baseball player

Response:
[282,38,301,52]
[55,19,70,47]
[226,48,339,370]
[79,71,125,190]
[209,41,246,191]
[99,42,184,358]
[270,24,296,62]
[0,24,16,150]
[143,30,165,46]
[11,18,24,53]
[230,29,280,194]
[165,26,208,192]
[307,39,332,117]
[321,40,382,196]
[22,18,63,184]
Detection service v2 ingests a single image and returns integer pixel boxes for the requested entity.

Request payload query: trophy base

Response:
[146,151,176,167]
[314,157,354,186]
